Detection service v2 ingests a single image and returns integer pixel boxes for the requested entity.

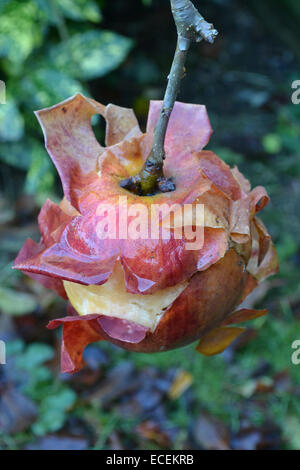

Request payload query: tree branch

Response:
[120,0,218,196]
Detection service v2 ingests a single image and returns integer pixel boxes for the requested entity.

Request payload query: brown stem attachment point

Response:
[120,0,218,196]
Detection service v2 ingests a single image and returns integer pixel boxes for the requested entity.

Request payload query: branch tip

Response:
[120,0,218,196]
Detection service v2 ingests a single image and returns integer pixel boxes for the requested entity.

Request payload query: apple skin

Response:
[48,248,249,373]
[13,94,227,295]
[97,249,247,353]
[14,93,279,373]
[13,93,271,297]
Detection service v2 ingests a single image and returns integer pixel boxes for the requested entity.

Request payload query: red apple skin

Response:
[14,94,279,373]
[96,249,247,353]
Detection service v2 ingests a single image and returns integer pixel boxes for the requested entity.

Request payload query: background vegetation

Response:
[0,0,300,450]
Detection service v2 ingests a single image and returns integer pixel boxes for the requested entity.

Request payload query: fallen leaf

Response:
[193,411,231,450]
[0,387,37,434]
[196,326,246,356]
[168,370,193,400]
[136,421,171,448]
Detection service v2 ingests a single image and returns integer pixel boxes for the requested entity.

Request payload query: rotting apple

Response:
[14,93,278,373]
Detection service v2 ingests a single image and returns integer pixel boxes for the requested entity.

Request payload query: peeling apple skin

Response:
[13,94,279,372]
[97,249,247,353]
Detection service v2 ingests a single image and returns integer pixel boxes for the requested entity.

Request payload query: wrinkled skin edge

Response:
[13,94,279,373]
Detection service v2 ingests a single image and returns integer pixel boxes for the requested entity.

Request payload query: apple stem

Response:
[120,0,218,196]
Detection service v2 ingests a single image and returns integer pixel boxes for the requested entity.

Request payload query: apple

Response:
[14,94,278,373]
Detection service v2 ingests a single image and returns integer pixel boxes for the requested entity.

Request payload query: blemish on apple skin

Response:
[62,107,67,114]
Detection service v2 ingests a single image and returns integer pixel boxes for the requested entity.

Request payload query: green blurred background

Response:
[0,0,300,450]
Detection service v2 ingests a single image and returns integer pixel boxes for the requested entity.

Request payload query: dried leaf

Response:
[137,421,171,448]
[222,308,267,326]
[193,412,231,450]
[168,370,193,400]
[47,315,104,374]
[0,388,37,434]
[196,326,246,356]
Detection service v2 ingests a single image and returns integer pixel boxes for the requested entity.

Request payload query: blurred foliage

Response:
[4,340,76,437]
[0,0,132,200]
[0,286,37,316]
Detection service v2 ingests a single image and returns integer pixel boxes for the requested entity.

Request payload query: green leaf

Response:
[6,340,25,357]
[262,133,282,154]
[32,410,65,435]
[32,388,76,435]
[0,286,38,316]
[0,139,33,169]
[43,389,77,412]
[34,0,102,23]
[48,30,133,80]
[58,0,102,23]
[0,1,45,65]
[24,140,55,196]
[0,100,24,142]
[15,343,54,369]
[0,136,55,198]
[19,69,86,109]
[0,0,10,15]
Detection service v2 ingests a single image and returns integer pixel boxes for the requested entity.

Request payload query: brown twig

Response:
[120,0,218,195]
